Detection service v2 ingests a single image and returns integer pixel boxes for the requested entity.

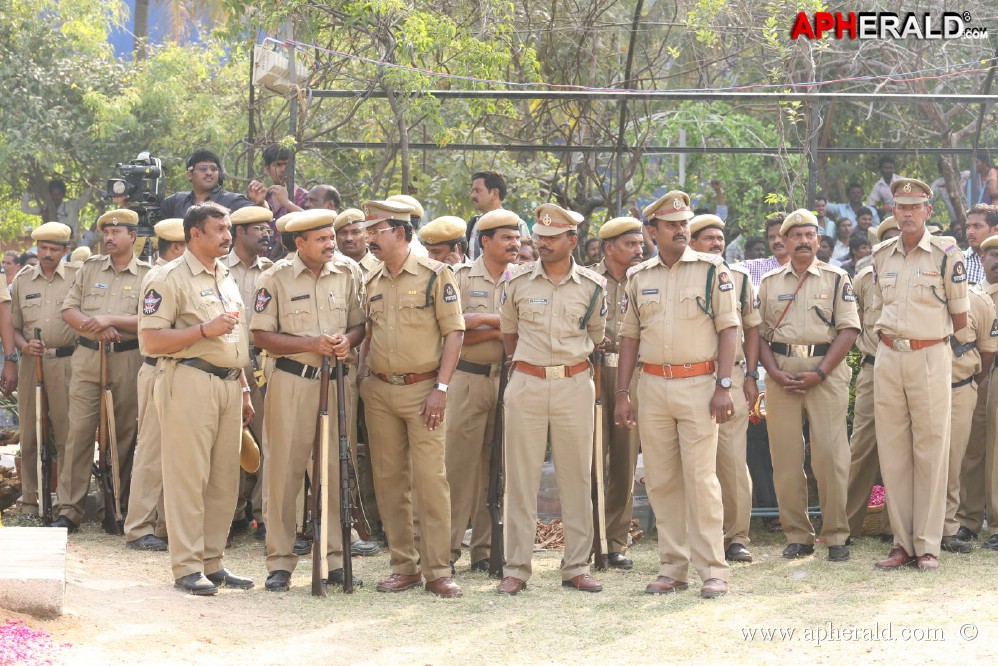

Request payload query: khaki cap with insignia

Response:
[386,194,424,219]
[643,190,693,222]
[688,214,725,236]
[31,221,72,244]
[419,216,467,244]
[70,246,91,263]
[780,208,820,236]
[534,203,583,237]
[333,208,365,231]
[980,235,998,252]
[476,209,523,232]
[598,217,643,240]
[285,209,337,233]
[96,208,139,231]
[275,211,304,233]
[153,218,185,242]
[361,199,415,227]
[229,206,273,225]
[891,178,931,204]
[875,216,898,242]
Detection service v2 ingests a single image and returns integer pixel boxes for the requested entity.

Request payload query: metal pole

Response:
[613,0,644,215]
[286,21,298,195]
[807,102,819,207]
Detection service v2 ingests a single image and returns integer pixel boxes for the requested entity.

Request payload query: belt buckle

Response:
[389,374,407,386]
[106,342,116,353]
[43,349,57,359]
[790,344,810,358]
[225,368,241,381]
[544,365,566,380]
[602,353,619,368]
[300,365,311,379]
[662,365,675,380]
[893,338,912,352]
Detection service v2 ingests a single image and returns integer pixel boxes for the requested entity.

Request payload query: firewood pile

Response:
[0,464,20,512]
[533,518,645,550]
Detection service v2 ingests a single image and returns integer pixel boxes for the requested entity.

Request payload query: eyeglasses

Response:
[365,226,395,237]
[190,165,220,174]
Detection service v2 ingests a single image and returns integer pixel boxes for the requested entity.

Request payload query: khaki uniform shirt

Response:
[365,250,465,375]
[358,251,380,276]
[11,262,79,347]
[62,253,151,342]
[618,247,738,365]
[759,259,860,344]
[139,250,247,369]
[951,287,998,381]
[730,264,762,362]
[872,230,969,339]
[593,260,627,353]
[455,257,506,364]
[853,266,881,357]
[500,259,607,366]
[223,251,273,338]
[249,254,365,368]
[138,257,173,357]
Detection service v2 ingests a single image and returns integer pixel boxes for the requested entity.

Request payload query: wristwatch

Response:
[716,377,733,390]
[434,382,449,393]
[745,370,760,380]
[3,354,16,363]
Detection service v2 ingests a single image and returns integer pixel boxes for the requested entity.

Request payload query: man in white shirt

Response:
[21,179,93,242]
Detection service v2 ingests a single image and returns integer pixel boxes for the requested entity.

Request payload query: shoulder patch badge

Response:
[443,282,458,303]
[718,271,734,292]
[254,288,272,313]
[842,282,857,302]
[952,260,967,283]
[143,289,162,315]
[991,318,998,337]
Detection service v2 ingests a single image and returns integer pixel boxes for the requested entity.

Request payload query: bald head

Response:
[306,184,341,211]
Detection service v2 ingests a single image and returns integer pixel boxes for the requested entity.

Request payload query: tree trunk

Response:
[134,0,149,60]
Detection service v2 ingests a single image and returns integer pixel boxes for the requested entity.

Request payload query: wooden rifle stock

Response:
[97,342,122,535]
[34,329,53,525]
[591,354,609,571]
[311,357,331,597]
[336,359,354,593]
[486,356,510,579]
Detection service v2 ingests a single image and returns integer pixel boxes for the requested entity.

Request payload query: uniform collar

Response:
[292,252,340,278]
[530,257,581,284]
[779,258,821,278]
[399,249,423,276]
[29,261,67,281]
[985,279,998,295]
[182,249,226,278]
[889,228,933,255]
[223,250,266,270]
[654,245,699,267]
[100,252,141,275]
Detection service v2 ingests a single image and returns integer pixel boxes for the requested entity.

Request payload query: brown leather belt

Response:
[373,369,437,386]
[880,335,947,352]
[513,360,590,380]
[642,360,716,379]
[78,337,139,353]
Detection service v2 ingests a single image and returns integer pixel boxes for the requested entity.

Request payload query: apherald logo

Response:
[791,11,988,40]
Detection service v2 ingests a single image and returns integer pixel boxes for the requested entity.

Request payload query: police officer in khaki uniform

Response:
[497,203,607,596]
[975,234,998,552]
[592,217,645,568]
[224,205,274,538]
[445,209,522,571]
[141,201,255,595]
[357,199,466,598]
[872,178,968,571]
[250,208,366,591]
[844,217,900,540]
[758,210,860,562]
[11,222,77,516]
[123,218,186,551]
[615,191,736,599]
[335,208,381,274]
[942,285,997,553]
[54,209,151,532]
[688,214,761,563]
[419,216,470,266]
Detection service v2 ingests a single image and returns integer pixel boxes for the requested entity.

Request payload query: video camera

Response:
[104,151,164,237]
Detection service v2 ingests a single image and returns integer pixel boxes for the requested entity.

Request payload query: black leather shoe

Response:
[327,568,364,588]
[50,516,78,533]
[293,535,312,556]
[782,543,815,559]
[350,539,380,556]
[254,523,267,541]
[174,572,217,596]
[608,552,633,570]
[827,545,850,562]
[265,570,292,592]
[126,534,167,551]
[984,534,998,551]
[206,569,254,589]
[725,543,753,563]
[954,526,977,542]
[941,535,972,554]
[469,558,490,573]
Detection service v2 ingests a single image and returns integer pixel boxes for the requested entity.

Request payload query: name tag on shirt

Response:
[369,294,383,302]
[95,283,108,289]
[641,288,659,295]
[200,289,215,297]
[26,293,41,300]
[469,290,488,297]
[778,294,795,301]
[528,298,548,305]
[291,294,310,302]
[884,272,898,278]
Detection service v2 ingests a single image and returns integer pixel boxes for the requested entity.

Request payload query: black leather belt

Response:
[78,337,139,353]
[770,342,830,358]
[276,357,344,380]
[42,345,76,359]
[456,359,492,376]
[144,356,157,367]
[177,358,241,381]
[952,376,974,389]
[861,355,875,367]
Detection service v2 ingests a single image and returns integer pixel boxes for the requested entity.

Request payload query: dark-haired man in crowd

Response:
[160,149,255,219]
[467,170,530,260]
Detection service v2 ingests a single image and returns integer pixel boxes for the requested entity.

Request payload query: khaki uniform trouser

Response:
[264,368,344,574]
[874,342,950,558]
[58,345,141,524]
[983,369,998,536]
[765,354,851,547]
[503,371,594,582]
[157,361,242,579]
[845,363,892,537]
[361,376,452,582]
[445,367,498,565]
[16,355,72,512]
[599,365,641,553]
[958,371,991,533]
[945,379,978,535]
[124,362,167,540]
[716,365,752,548]
[639,372,728,583]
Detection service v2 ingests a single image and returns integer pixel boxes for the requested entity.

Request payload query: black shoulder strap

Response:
[580,282,604,330]
[697,264,716,320]
[739,269,749,311]
[421,271,439,309]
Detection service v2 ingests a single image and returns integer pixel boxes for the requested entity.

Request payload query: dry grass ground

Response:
[2,518,995,665]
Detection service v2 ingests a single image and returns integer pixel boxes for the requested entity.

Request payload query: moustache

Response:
[796,245,812,252]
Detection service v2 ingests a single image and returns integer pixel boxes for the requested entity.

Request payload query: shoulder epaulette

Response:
[929,235,962,256]
[728,263,750,278]
[759,264,786,282]
[872,237,899,254]
[695,251,724,266]
[817,261,849,278]
[854,265,875,282]
[258,256,274,269]
[577,265,607,288]
[415,255,447,273]
[626,257,657,278]
[506,262,533,281]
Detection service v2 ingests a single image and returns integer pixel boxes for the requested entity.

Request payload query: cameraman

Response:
[160,149,254,219]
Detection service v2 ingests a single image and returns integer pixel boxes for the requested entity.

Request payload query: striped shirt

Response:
[738,256,783,288]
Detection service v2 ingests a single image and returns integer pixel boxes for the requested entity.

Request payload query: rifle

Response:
[336,359,354,593]
[591,353,609,571]
[34,328,53,525]
[486,356,510,579]
[97,341,123,535]
[311,357,331,597]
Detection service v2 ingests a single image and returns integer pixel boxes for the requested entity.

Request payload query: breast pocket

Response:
[279,300,313,330]
[678,288,704,320]
[399,291,427,326]
[559,305,587,338]
[368,297,386,327]
[18,299,43,329]
[81,288,106,311]
[811,294,834,326]
[326,294,348,330]
[911,274,945,306]
[636,291,664,324]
